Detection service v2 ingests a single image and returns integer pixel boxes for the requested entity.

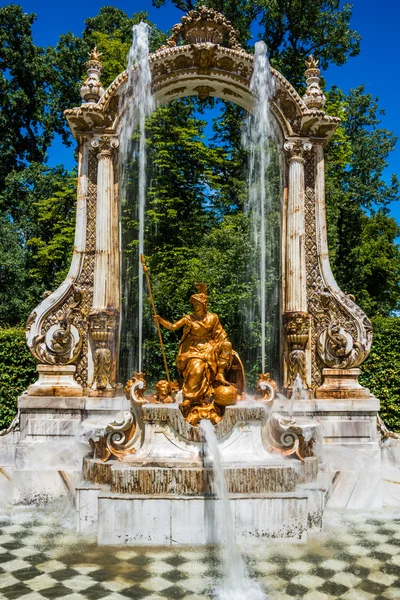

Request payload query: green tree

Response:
[0,5,56,188]
[0,164,76,325]
[325,86,400,315]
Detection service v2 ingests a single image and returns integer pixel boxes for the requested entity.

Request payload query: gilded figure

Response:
[154,283,244,425]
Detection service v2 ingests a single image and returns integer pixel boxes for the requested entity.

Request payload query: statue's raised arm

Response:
[154,315,186,332]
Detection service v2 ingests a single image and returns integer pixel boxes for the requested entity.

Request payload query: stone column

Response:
[283,140,312,391]
[89,136,120,396]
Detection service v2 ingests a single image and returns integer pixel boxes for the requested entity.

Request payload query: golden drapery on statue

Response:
[156,283,245,425]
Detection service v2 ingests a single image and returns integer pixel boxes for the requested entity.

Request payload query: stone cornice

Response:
[64,44,340,143]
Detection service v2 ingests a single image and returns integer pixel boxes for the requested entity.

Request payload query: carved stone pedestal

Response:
[316,368,370,400]
[27,365,83,397]
[78,404,324,544]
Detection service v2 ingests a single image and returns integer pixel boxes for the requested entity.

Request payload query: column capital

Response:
[284,139,312,162]
[91,135,119,157]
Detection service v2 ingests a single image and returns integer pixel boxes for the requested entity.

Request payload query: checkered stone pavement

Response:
[0,510,400,599]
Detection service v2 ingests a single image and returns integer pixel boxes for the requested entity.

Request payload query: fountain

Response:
[1,7,398,553]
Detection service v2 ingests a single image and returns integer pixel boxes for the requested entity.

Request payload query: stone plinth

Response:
[17,394,129,441]
[27,365,83,397]
[273,396,380,445]
[316,368,370,400]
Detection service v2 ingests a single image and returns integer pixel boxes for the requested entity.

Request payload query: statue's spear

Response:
[140,254,171,388]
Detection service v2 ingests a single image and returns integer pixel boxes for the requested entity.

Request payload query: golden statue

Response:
[155,283,244,425]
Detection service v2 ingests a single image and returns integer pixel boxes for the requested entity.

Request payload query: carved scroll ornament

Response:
[314,289,371,369]
[256,373,277,404]
[266,413,318,461]
[29,286,85,366]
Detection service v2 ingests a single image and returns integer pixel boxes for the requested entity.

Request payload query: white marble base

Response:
[94,492,315,545]
[17,395,130,441]
[273,396,380,444]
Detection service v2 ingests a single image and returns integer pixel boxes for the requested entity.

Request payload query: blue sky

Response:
[3,0,399,223]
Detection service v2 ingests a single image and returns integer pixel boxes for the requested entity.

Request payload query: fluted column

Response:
[89,135,120,395]
[283,139,312,390]
[91,136,119,309]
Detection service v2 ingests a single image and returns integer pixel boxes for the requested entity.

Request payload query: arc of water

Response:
[120,23,155,372]
[244,41,274,374]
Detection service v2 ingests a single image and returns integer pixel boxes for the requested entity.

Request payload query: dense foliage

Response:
[0,329,36,428]
[360,317,400,433]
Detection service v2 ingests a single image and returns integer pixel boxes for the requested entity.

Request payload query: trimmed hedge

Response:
[359,316,400,433]
[0,318,399,431]
[0,328,36,429]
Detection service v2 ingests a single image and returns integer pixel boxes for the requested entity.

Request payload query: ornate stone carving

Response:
[91,135,119,155]
[284,139,313,161]
[194,85,215,99]
[81,48,104,103]
[88,308,119,391]
[30,286,85,366]
[283,312,310,387]
[74,150,97,388]
[315,289,369,369]
[125,372,178,405]
[125,372,147,404]
[192,43,217,73]
[89,375,145,461]
[256,373,277,404]
[222,87,242,99]
[161,6,241,50]
[165,86,187,96]
[266,413,318,461]
[303,55,326,110]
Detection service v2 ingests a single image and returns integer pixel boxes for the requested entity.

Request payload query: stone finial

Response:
[80,47,105,104]
[303,54,326,110]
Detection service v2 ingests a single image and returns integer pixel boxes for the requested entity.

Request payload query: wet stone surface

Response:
[0,509,399,599]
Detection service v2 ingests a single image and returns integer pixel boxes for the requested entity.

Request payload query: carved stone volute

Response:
[28,286,85,366]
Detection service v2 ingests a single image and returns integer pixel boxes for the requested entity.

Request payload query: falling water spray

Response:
[200,420,267,600]
[120,23,154,372]
[243,41,274,374]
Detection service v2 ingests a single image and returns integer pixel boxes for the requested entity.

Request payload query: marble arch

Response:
[24,8,373,430]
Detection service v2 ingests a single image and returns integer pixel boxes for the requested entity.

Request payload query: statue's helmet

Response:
[190,282,208,308]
